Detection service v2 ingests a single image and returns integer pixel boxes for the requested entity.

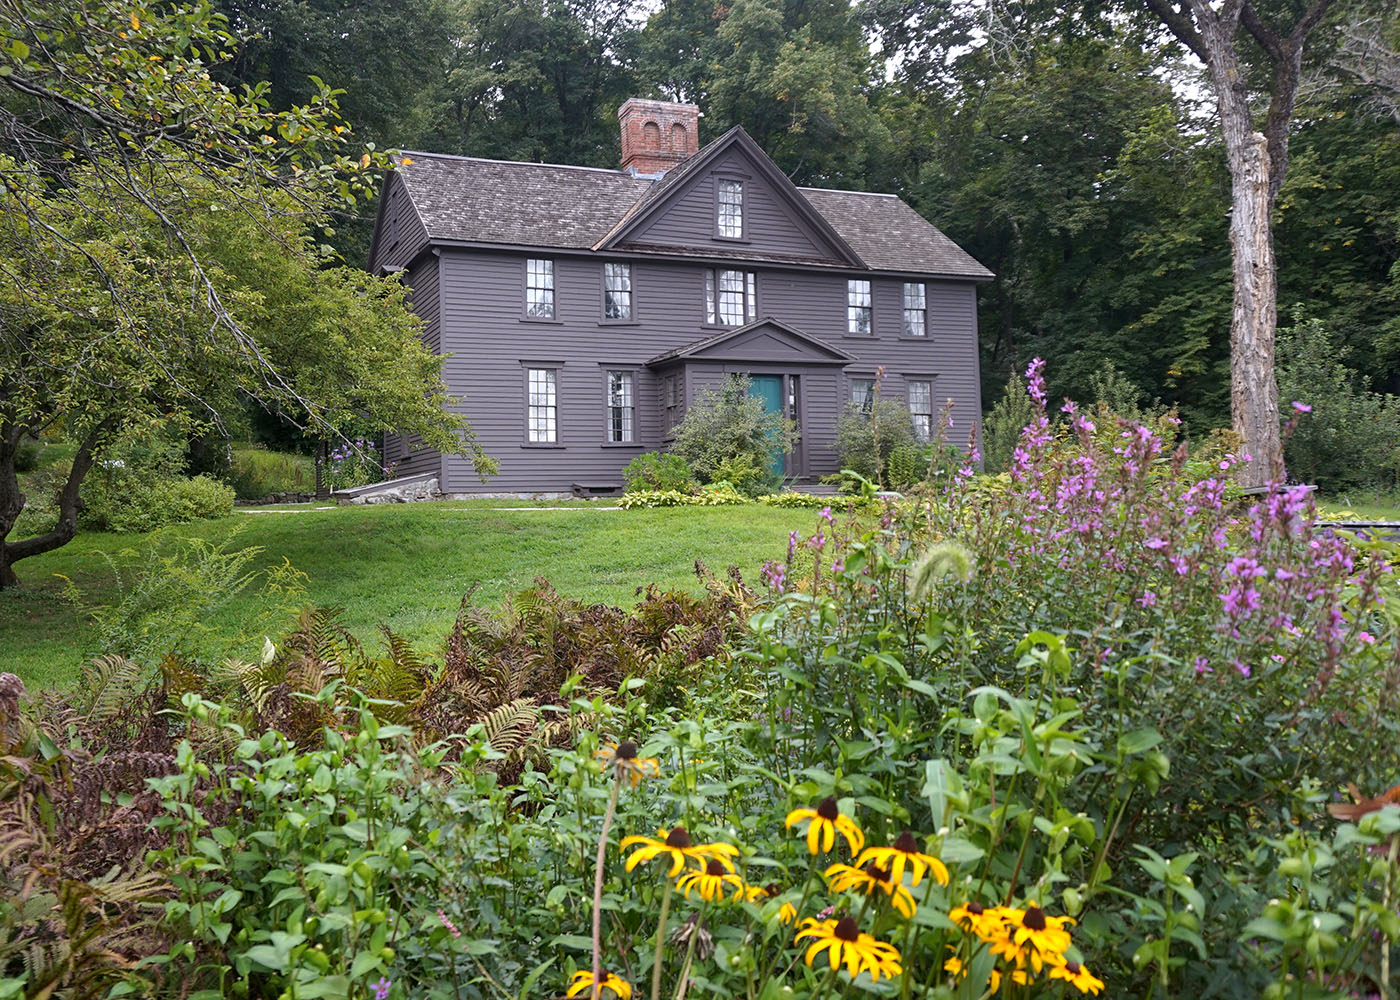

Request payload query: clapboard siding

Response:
[635,151,839,260]
[432,249,981,493]
[383,253,444,478]
[369,173,431,273]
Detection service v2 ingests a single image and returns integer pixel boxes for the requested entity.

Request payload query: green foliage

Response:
[82,476,235,535]
[668,376,795,493]
[981,374,1037,473]
[617,484,747,508]
[59,535,307,666]
[831,397,915,484]
[757,492,836,509]
[1277,318,1400,490]
[0,0,488,587]
[228,445,314,500]
[621,452,697,494]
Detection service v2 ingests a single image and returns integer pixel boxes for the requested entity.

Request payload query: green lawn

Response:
[1,500,815,689]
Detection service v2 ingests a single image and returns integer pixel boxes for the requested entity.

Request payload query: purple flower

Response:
[1358,631,1376,645]
[788,531,800,560]
[1136,591,1157,608]
[1144,537,1168,550]
[1193,656,1211,675]
[372,978,392,1000]
[437,908,460,938]
[819,506,834,524]
[1292,401,1312,413]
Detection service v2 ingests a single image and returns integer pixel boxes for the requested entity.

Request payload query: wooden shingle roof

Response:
[390,141,992,280]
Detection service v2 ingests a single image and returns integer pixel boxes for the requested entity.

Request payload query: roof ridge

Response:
[395,150,633,177]
[798,186,899,198]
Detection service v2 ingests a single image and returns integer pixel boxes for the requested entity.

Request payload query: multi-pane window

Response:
[664,375,681,431]
[705,269,757,325]
[903,282,927,337]
[847,280,872,335]
[717,178,743,238]
[526,259,555,319]
[604,263,632,320]
[607,370,634,443]
[851,378,875,414]
[907,379,933,443]
[527,368,557,443]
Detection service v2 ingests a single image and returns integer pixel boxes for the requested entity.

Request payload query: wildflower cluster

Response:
[948,901,1104,994]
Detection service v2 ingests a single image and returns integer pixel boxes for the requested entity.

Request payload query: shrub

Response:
[621,451,696,493]
[757,491,835,508]
[832,396,915,483]
[669,375,796,492]
[709,453,771,497]
[1276,317,1400,491]
[82,473,234,533]
[982,373,1037,473]
[228,444,313,499]
[617,483,746,508]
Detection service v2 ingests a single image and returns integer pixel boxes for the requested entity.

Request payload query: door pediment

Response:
[647,318,856,367]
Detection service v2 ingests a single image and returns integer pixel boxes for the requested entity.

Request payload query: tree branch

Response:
[1141,0,1211,64]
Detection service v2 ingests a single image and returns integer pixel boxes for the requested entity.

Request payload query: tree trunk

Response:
[0,421,112,589]
[1225,130,1282,487]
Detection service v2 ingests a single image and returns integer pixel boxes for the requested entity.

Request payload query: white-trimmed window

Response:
[604,263,632,320]
[847,280,872,335]
[527,367,558,442]
[607,370,634,443]
[851,378,875,414]
[903,283,927,337]
[705,269,757,325]
[526,259,555,319]
[907,379,933,442]
[717,178,743,238]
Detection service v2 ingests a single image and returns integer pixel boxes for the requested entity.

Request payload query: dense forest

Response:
[209,0,1400,440]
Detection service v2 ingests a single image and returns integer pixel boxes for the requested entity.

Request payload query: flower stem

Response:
[592,772,623,1000]
[673,905,705,1000]
[650,879,675,1000]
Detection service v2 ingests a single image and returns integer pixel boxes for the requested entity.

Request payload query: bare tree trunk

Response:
[1147,0,1338,489]
[1226,131,1282,487]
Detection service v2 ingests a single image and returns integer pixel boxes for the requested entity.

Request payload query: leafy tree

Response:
[0,1,487,587]
[420,0,642,167]
[1276,317,1400,490]
[638,0,894,186]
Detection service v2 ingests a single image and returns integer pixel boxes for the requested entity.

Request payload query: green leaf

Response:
[1117,728,1164,756]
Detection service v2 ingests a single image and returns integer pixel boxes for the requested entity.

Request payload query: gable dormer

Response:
[599,125,864,269]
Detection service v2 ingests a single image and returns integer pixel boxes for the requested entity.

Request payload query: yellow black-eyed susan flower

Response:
[621,826,738,878]
[786,796,864,856]
[823,862,916,918]
[779,901,798,924]
[566,970,632,1000]
[676,858,745,902]
[856,831,949,887]
[990,904,1073,972]
[949,900,1011,942]
[596,740,660,787]
[796,915,901,982]
[1049,959,1105,995]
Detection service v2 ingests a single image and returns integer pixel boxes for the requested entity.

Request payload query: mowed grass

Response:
[1,500,816,689]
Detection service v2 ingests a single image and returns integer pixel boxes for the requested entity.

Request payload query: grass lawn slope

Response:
[0,500,813,688]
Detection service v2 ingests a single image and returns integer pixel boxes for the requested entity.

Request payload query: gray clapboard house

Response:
[367,98,991,495]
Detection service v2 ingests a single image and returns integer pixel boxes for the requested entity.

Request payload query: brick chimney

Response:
[618,98,700,176]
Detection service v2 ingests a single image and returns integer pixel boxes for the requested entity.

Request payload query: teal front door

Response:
[748,375,785,478]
